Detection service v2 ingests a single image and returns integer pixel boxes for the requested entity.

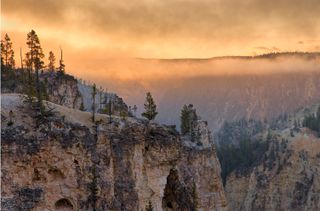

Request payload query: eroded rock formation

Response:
[1,94,227,211]
[44,73,83,109]
[225,122,320,211]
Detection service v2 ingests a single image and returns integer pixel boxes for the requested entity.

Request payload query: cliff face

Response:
[156,71,320,132]
[1,70,83,110]
[42,73,83,109]
[1,94,227,211]
[224,114,320,211]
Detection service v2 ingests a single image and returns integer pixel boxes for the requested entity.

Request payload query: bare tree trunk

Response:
[20,48,23,69]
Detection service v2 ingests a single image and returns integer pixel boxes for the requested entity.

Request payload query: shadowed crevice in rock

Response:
[55,198,74,210]
[162,169,197,211]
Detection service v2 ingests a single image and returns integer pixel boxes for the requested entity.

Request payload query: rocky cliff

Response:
[1,94,227,211]
[1,70,83,110]
[224,104,320,211]
[43,73,83,109]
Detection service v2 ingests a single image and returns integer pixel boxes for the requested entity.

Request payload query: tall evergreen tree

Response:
[1,33,15,69]
[26,30,45,114]
[23,51,35,99]
[302,107,320,135]
[180,104,191,135]
[180,104,198,135]
[48,51,56,72]
[142,92,158,121]
[0,41,3,68]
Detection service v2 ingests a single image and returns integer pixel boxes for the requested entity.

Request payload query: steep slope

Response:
[1,94,227,211]
[225,130,320,211]
[156,71,320,132]
[1,70,83,109]
[42,73,83,109]
[1,69,129,115]
[224,103,320,211]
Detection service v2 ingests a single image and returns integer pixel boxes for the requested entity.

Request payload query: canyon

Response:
[1,94,227,211]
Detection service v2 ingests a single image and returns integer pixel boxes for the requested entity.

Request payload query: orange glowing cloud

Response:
[1,0,320,79]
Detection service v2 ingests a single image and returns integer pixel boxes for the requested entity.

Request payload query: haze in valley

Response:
[2,0,320,130]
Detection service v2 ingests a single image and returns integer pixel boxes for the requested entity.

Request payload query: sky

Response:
[1,0,320,80]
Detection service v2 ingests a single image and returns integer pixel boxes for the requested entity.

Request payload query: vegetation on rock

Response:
[303,106,320,136]
[142,92,158,121]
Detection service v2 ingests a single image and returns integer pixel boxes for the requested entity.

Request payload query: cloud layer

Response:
[2,0,320,72]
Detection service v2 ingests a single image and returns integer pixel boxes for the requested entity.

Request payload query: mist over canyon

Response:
[78,53,320,131]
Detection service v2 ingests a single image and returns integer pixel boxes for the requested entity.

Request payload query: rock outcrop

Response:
[224,104,320,211]
[1,94,227,211]
[225,131,320,211]
[43,73,83,109]
[1,70,83,110]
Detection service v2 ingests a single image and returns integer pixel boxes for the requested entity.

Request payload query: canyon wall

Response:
[1,94,227,211]
[224,103,320,211]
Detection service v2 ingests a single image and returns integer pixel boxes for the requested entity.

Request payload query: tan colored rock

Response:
[44,74,83,109]
[225,130,320,211]
[1,94,228,211]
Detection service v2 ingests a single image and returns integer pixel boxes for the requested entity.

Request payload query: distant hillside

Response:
[97,52,320,132]
[137,52,320,62]
[77,80,128,114]
[220,102,320,211]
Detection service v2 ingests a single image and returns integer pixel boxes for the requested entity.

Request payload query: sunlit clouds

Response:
[1,0,320,80]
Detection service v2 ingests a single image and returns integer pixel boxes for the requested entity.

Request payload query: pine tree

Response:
[23,51,35,100]
[0,41,3,68]
[48,51,56,72]
[26,30,45,115]
[92,84,97,122]
[180,104,198,135]
[142,92,158,121]
[180,104,191,135]
[1,33,15,69]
